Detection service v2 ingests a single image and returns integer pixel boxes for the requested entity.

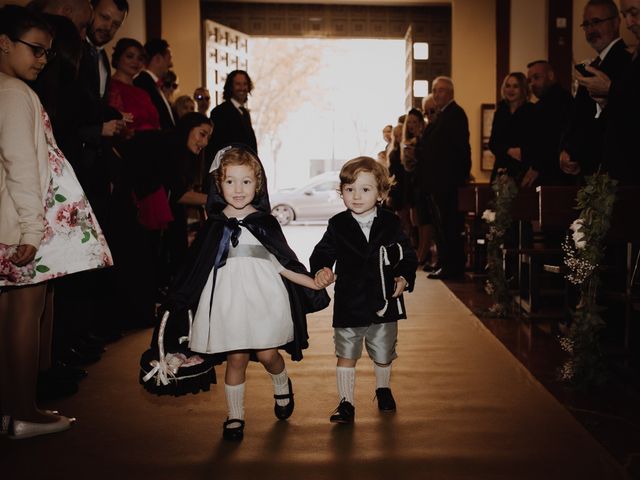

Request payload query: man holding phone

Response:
[560,0,631,178]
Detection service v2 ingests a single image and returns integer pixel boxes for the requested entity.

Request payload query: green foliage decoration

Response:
[560,172,617,388]
[482,171,519,317]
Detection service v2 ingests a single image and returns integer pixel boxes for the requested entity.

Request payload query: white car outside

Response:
[270,171,344,225]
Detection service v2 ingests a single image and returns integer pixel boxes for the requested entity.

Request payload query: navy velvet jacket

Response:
[310,207,418,328]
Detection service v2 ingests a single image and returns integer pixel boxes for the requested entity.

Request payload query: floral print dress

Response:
[0,107,113,286]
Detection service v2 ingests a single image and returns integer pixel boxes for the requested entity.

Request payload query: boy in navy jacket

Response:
[311,156,417,423]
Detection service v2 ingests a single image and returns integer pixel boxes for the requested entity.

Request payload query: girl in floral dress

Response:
[0,6,112,439]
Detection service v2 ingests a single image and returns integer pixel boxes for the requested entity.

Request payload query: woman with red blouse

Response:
[108,38,160,135]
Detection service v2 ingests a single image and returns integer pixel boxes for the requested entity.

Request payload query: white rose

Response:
[482,209,496,223]
[572,230,585,245]
[569,218,584,233]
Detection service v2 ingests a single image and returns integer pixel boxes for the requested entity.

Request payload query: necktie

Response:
[590,56,601,68]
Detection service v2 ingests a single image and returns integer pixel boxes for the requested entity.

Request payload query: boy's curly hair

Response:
[339,156,393,198]
[213,147,264,195]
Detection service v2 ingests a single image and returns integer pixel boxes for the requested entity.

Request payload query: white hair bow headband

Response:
[209,146,233,173]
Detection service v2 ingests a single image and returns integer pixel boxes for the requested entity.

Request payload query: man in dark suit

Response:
[521,61,573,187]
[560,0,631,179]
[416,76,471,280]
[134,38,175,130]
[78,0,128,219]
[62,0,127,351]
[207,70,258,168]
[576,0,639,185]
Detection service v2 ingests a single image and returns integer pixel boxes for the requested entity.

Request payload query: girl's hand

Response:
[392,276,407,298]
[314,267,335,288]
[10,244,37,266]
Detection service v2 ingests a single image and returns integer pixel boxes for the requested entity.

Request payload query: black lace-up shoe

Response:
[375,388,397,411]
[274,378,294,420]
[330,399,355,424]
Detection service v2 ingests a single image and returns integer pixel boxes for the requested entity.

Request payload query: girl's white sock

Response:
[374,363,391,389]
[225,383,245,427]
[336,366,356,404]
[269,368,290,407]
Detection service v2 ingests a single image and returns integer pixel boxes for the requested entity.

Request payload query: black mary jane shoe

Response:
[273,378,295,420]
[222,418,245,441]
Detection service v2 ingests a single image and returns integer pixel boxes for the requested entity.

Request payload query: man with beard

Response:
[560,0,631,179]
[521,61,573,187]
[57,0,129,356]
[206,70,258,170]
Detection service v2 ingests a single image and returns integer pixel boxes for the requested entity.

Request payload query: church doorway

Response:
[202,1,451,212]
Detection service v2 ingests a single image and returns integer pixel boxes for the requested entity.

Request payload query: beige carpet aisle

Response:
[2,277,628,480]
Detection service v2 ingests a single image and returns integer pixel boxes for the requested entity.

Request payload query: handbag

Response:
[133,186,174,231]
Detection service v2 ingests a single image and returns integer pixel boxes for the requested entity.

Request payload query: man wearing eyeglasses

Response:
[559,0,631,180]
[601,0,639,185]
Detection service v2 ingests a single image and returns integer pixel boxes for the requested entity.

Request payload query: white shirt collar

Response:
[86,37,104,52]
[230,97,246,112]
[440,99,454,112]
[351,209,376,225]
[597,37,622,62]
[145,69,159,83]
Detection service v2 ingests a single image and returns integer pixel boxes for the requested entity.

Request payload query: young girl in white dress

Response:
[180,146,327,441]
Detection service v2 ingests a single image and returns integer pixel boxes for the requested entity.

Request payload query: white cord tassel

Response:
[376,246,391,317]
[376,244,404,318]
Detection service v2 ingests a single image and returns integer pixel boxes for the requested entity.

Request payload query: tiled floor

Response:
[444,275,640,479]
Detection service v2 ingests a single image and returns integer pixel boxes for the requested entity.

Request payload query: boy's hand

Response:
[314,267,335,288]
[392,276,408,298]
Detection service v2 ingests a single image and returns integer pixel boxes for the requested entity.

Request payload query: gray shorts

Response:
[334,323,398,364]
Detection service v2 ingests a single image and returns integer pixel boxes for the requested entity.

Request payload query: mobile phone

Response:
[574,63,595,77]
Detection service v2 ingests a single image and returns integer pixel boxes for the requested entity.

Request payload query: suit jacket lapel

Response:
[368,208,386,248]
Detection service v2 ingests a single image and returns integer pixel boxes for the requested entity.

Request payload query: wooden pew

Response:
[458,183,492,275]
[514,187,579,316]
[533,186,640,350]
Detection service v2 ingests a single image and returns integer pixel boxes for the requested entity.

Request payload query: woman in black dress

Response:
[489,72,534,183]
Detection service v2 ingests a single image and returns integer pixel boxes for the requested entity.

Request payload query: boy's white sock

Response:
[225,383,245,427]
[374,363,392,389]
[336,366,356,404]
[269,368,290,407]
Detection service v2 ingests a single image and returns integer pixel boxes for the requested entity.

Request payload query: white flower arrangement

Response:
[569,219,587,249]
[481,209,496,223]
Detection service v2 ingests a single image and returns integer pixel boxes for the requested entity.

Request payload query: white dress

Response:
[189,225,293,354]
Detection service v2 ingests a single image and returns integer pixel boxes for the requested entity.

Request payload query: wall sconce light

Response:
[413,80,429,97]
[413,42,429,60]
